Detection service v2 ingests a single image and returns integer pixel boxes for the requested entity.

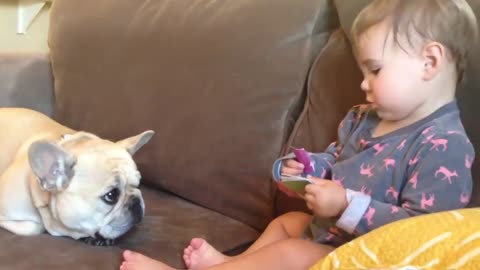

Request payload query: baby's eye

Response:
[370,67,381,75]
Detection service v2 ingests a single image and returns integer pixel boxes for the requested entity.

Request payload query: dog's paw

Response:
[79,235,115,246]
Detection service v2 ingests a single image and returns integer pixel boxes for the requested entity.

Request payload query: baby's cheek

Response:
[377,82,404,105]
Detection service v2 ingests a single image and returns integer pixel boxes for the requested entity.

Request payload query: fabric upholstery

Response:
[287,30,364,156]
[0,52,54,116]
[48,0,331,231]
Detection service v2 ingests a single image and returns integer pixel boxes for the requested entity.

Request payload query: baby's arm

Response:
[336,132,474,235]
[272,106,364,181]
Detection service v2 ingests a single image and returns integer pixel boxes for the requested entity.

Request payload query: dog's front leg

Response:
[0,220,44,236]
[37,207,87,239]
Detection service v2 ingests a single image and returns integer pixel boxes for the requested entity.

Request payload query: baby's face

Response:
[355,20,428,123]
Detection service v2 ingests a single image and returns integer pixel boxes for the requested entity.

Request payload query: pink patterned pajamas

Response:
[272,101,474,246]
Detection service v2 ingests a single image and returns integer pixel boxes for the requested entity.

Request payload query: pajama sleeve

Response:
[336,131,474,235]
[272,105,366,181]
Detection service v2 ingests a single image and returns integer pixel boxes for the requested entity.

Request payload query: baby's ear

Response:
[421,41,445,81]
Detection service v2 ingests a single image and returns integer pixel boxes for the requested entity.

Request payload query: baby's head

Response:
[350,0,478,122]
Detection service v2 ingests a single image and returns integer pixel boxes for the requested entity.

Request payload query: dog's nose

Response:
[128,197,143,225]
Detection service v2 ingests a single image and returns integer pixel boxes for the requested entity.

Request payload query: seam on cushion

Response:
[312,0,340,35]
[277,0,340,159]
[282,30,339,156]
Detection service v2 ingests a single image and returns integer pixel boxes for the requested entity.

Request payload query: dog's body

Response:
[0,108,153,244]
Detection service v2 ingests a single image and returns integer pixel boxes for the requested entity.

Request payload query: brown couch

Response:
[0,0,479,269]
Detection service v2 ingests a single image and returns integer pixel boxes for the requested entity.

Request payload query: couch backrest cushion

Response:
[287,30,365,154]
[48,0,332,229]
[0,53,54,116]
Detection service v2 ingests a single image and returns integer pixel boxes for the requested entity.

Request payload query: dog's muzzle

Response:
[128,196,144,225]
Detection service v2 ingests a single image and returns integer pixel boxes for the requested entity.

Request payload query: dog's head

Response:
[27,130,154,241]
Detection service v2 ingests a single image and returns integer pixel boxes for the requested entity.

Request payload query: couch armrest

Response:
[0,52,54,117]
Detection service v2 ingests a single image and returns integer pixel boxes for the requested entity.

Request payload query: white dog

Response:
[0,108,154,245]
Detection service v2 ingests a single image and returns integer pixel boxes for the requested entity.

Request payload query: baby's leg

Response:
[184,212,311,269]
[122,238,333,270]
[208,238,334,270]
[243,211,312,254]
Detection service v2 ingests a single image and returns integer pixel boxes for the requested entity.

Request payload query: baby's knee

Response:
[271,212,311,236]
[274,238,318,258]
[276,239,334,266]
[276,211,311,224]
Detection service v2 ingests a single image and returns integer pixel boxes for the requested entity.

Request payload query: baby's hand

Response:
[281,159,305,176]
[304,176,347,218]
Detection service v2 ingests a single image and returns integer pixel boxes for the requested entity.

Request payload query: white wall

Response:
[0,0,51,52]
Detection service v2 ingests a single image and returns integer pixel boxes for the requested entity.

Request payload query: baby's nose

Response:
[360,78,369,92]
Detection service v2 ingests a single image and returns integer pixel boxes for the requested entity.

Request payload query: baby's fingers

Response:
[281,166,303,176]
[304,193,315,210]
[285,159,305,169]
[306,201,314,210]
[281,159,304,175]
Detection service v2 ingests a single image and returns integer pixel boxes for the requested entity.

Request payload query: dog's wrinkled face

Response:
[54,146,144,240]
[28,130,154,240]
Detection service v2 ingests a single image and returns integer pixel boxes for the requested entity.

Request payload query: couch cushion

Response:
[333,0,480,206]
[0,52,54,117]
[286,30,364,158]
[48,0,332,230]
[457,0,480,207]
[0,186,259,269]
[0,230,121,270]
[118,186,260,267]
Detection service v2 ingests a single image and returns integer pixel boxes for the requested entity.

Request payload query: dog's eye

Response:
[102,188,120,205]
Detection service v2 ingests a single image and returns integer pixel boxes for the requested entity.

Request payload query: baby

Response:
[120,1,478,269]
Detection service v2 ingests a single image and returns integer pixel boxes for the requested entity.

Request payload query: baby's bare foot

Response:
[121,250,176,270]
[183,238,229,270]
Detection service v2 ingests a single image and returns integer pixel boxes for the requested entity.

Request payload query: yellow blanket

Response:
[310,208,480,270]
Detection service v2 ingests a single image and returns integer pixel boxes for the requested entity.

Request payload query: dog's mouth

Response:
[79,222,136,246]
[79,232,116,246]
[79,199,143,246]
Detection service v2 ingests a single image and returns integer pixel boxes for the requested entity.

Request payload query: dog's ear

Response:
[28,141,77,192]
[116,130,155,155]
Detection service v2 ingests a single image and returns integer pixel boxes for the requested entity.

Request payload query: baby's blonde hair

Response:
[351,0,478,84]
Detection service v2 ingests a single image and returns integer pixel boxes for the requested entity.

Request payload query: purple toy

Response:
[292,147,314,174]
